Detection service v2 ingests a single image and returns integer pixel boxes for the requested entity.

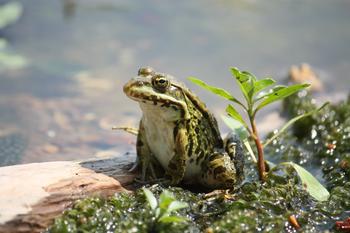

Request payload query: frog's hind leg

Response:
[201,133,244,189]
[201,151,238,189]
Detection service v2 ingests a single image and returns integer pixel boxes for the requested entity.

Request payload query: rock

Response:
[0,154,135,233]
[288,63,324,92]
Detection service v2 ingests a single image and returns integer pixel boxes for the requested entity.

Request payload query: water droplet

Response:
[311,129,317,139]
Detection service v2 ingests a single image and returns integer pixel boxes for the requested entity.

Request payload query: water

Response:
[0,0,349,165]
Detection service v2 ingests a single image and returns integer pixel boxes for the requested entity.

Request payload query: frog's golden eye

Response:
[151,73,170,92]
[138,66,155,76]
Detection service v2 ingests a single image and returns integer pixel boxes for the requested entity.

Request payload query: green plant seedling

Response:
[189,67,309,182]
[189,67,330,201]
[143,188,189,225]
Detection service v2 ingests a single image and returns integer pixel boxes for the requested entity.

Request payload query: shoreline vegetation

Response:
[46,69,350,232]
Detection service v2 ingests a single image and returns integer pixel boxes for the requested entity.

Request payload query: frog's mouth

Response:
[124,79,190,119]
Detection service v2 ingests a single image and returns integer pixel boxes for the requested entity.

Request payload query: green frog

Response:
[123,67,244,189]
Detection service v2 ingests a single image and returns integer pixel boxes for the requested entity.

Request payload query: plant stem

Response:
[250,117,266,182]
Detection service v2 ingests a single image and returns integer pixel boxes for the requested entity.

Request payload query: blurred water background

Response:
[0,0,349,166]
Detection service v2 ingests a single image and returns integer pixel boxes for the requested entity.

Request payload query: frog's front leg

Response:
[136,121,161,182]
[165,127,188,185]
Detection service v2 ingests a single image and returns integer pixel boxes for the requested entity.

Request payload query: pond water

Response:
[0,0,349,165]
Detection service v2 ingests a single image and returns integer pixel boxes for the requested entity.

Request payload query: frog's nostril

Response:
[138,66,155,76]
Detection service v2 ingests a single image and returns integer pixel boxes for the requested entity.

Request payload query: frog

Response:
[123,66,244,189]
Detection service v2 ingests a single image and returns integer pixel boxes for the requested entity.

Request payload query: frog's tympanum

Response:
[123,67,244,189]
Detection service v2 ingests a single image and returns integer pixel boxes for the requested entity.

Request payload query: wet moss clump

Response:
[269,92,350,189]
[47,92,350,232]
[48,186,202,233]
[211,170,350,232]
[47,174,350,233]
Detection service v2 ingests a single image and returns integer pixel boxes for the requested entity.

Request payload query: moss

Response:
[48,92,350,232]
[268,93,350,189]
[47,173,350,233]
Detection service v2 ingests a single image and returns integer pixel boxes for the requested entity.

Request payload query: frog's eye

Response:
[138,66,155,76]
[151,73,170,92]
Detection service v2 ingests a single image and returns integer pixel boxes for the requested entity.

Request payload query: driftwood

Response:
[0,154,136,233]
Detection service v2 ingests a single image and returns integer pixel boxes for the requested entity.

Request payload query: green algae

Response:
[47,92,350,233]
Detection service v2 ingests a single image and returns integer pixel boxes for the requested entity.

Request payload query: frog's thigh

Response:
[201,152,237,189]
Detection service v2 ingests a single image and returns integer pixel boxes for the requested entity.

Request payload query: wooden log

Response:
[0,154,136,233]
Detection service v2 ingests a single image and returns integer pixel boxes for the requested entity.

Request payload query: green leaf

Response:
[225,105,247,128]
[230,66,241,78]
[243,139,257,163]
[0,2,23,29]
[263,102,329,147]
[230,67,254,104]
[221,115,248,140]
[159,190,175,211]
[242,71,257,81]
[255,85,287,101]
[253,78,275,95]
[265,160,276,169]
[283,162,330,201]
[256,83,310,111]
[143,188,158,210]
[158,215,188,223]
[167,201,188,213]
[188,77,244,107]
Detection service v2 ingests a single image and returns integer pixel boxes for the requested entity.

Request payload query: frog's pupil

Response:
[158,79,166,84]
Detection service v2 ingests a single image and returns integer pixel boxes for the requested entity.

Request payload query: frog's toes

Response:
[134,177,150,184]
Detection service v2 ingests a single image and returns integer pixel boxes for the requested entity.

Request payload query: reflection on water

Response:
[0,0,349,165]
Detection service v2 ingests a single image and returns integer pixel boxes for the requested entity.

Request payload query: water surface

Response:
[0,0,349,165]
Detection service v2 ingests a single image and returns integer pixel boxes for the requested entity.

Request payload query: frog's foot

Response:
[150,177,171,185]
[133,159,165,184]
[204,189,237,201]
[128,162,139,173]
[134,178,148,184]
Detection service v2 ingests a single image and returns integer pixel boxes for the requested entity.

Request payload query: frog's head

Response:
[123,67,190,120]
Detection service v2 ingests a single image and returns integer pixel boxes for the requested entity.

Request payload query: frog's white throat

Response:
[139,102,186,122]
[141,109,177,171]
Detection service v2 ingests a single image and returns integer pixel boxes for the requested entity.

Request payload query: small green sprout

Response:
[143,188,189,225]
[189,67,315,182]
